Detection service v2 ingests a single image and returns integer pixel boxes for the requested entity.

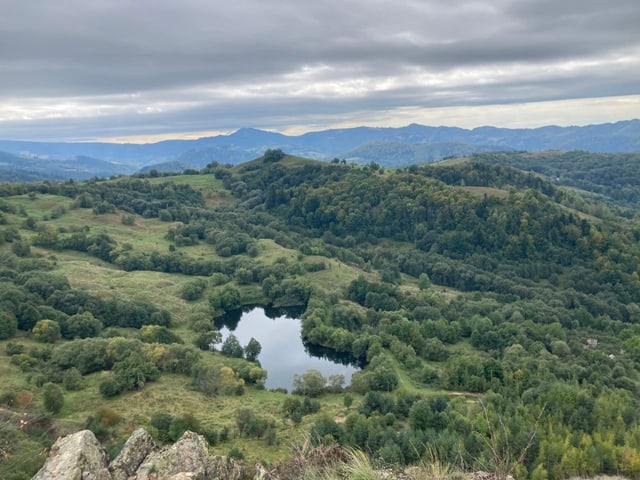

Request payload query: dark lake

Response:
[214,306,359,392]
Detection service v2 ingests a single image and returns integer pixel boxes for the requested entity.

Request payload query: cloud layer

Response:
[1,0,639,140]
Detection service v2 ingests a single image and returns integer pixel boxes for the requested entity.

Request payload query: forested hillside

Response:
[470,150,640,214]
[1,152,640,479]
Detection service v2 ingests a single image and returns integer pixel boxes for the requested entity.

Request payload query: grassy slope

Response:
[0,181,381,463]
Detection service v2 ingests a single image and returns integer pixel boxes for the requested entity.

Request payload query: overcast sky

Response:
[1,0,639,142]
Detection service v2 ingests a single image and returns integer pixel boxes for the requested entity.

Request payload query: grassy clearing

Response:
[3,189,221,254]
[53,255,205,324]
[236,284,269,305]
[433,157,470,167]
[146,174,232,208]
[57,209,175,250]
[4,197,177,254]
[5,194,74,218]
[254,239,300,264]
[454,186,509,199]
[306,258,367,295]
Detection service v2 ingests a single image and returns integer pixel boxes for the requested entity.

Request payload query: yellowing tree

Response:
[32,319,60,343]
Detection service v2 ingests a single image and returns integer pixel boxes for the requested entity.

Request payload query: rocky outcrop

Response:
[32,429,112,480]
[135,431,219,480]
[32,428,256,480]
[109,428,159,480]
[33,428,520,480]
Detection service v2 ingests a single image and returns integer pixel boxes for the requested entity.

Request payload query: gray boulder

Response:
[32,429,112,480]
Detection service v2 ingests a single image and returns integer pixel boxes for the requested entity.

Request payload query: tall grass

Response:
[279,442,381,480]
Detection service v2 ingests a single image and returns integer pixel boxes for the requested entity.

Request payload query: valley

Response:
[1,151,640,479]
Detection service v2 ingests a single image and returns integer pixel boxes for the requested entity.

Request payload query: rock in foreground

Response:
[32,429,111,480]
[32,428,255,480]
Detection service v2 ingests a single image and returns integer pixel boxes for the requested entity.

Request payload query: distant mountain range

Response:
[0,150,136,182]
[1,119,638,180]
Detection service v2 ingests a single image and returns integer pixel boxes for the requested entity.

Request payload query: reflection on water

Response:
[214,304,306,330]
[303,341,364,368]
[214,306,359,392]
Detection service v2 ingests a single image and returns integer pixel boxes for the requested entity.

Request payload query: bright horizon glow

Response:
[96,129,235,144]
[89,95,640,144]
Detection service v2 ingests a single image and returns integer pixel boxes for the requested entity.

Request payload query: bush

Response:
[65,312,103,339]
[99,378,121,397]
[32,319,61,343]
[0,390,17,407]
[209,285,241,311]
[12,240,31,257]
[310,415,343,444]
[194,331,221,351]
[52,337,110,374]
[292,369,326,397]
[42,382,64,414]
[10,354,39,372]
[263,149,285,163]
[0,310,17,340]
[62,368,84,391]
[86,407,122,442]
[150,412,174,442]
[180,279,207,301]
[113,353,160,391]
[168,414,200,442]
[5,341,25,356]
[228,447,245,460]
[192,364,244,396]
[139,325,182,344]
[220,334,244,358]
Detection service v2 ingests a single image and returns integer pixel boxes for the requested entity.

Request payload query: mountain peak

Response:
[229,127,283,138]
[233,127,267,134]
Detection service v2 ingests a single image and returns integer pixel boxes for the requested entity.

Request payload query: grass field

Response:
[54,254,203,323]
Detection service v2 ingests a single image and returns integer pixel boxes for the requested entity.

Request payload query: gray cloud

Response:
[0,0,638,140]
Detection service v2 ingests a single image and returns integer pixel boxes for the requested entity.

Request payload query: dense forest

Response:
[1,150,640,479]
[471,150,640,216]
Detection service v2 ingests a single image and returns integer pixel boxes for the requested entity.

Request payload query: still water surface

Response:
[214,306,359,392]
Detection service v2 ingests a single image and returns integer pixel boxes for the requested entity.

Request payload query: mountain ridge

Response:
[0,119,638,180]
